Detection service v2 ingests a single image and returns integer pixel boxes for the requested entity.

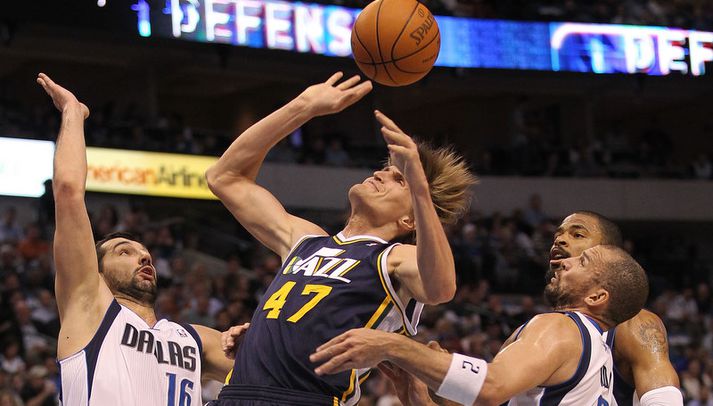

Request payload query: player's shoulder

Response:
[518,313,583,346]
[614,309,669,358]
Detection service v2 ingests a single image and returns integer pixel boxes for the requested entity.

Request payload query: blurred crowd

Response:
[1,192,712,405]
[1,99,711,181]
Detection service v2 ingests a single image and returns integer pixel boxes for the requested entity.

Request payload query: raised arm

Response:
[615,310,683,405]
[377,111,456,304]
[37,74,108,321]
[38,74,114,359]
[311,315,575,406]
[205,73,372,259]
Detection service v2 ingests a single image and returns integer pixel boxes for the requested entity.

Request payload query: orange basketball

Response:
[351,0,441,87]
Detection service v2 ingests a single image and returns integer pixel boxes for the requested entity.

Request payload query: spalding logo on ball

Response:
[351,0,441,86]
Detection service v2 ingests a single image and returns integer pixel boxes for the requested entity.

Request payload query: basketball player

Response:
[205,72,477,405]
[311,245,649,406]
[37,73,247,405]
[374,211,683,406]
[528,211,682,406]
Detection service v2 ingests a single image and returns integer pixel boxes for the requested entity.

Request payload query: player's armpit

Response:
[615,310,680,397]
[193,324,236,382]
[206,176,327,259]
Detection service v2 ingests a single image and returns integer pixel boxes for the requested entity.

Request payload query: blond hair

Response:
[387,141,477,225]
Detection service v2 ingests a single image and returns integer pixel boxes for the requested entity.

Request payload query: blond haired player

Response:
[206,72,477,405]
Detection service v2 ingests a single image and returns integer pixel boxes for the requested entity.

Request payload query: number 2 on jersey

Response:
[262,281,332,323]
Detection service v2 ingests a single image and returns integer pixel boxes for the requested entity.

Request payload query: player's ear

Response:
[398,215,415,233]
[584,289,609,307]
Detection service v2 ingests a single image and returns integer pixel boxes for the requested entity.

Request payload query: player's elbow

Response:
[422,282,456,305]
[206,165,241,195]
[52,180,84,201]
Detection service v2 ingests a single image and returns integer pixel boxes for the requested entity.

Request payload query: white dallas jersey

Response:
[508,311,614,406]
[59,300,202,406]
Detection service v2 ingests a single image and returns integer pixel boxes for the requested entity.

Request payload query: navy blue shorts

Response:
[208,384,337,406]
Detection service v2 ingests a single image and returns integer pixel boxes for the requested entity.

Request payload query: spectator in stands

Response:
[0,208,23,245]
[19,365,56,406]
[17,224,49,263]
[0,342,24,374]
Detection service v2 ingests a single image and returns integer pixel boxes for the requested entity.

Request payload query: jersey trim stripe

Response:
[540,312,592,405]
[85,300,122,401]
[375,244,422,336]
[334,232,389,245]
[364,296,394,329]
[180,323,203,361]
[284,234,327,265]
[341,369,358,402]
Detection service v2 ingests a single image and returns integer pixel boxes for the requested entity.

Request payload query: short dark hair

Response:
[574,211,623,247]
[594,246,649,325]
[95,232,142,273]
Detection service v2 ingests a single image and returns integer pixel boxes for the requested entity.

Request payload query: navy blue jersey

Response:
[230,233,423,405]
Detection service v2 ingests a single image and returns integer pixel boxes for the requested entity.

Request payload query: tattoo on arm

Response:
[637,320,667,354]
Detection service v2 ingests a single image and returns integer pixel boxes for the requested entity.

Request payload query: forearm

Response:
[411,176,456,303]
[386,335,453,391]
[53,106,88,195]
[207,97,312,183]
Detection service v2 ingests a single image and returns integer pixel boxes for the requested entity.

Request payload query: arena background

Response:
[1,0,712,404]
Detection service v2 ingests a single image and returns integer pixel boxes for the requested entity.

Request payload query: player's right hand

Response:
[221,322,250,360]
[297,72,372,118]
[36,73,90,119]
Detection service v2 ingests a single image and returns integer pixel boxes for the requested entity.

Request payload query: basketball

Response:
[351,0,441,87]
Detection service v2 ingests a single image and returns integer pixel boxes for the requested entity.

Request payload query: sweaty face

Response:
[100,238,157,305]
[348,166,414,229]
[545,214,605,284]
[544,246,603,309]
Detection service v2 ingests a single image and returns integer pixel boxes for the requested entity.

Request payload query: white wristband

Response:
[639,386,683,406]
[436,353,488,406]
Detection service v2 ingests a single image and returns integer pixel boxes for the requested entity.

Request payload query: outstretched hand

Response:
[375,110,425,184]
[221,322,251,359]
[310,328,393,375]
[298,72,372,118]
[36,73,89,119]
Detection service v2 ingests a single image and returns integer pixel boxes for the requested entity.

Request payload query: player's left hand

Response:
[221,322,250,359]
[310,328,392,375]
[375,110,426,186]
[36,73,90,119]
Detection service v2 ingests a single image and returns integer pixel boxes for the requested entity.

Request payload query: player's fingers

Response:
[314,352,353,375]
[314,332,348,353]
[342,81,373,103]
[336,75,362,90]
[325,71,344,86]
[381,127,412,147]
[374,110,403,133]
[387,144,409,157]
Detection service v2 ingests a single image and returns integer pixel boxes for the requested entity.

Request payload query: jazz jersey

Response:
[230,233,424,405]
[58,300,203,406]
[507,311,614,406]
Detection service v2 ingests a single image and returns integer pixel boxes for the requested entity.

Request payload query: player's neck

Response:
[343,216,398,241]
[116,296,159,327]
[560,306,614,331]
